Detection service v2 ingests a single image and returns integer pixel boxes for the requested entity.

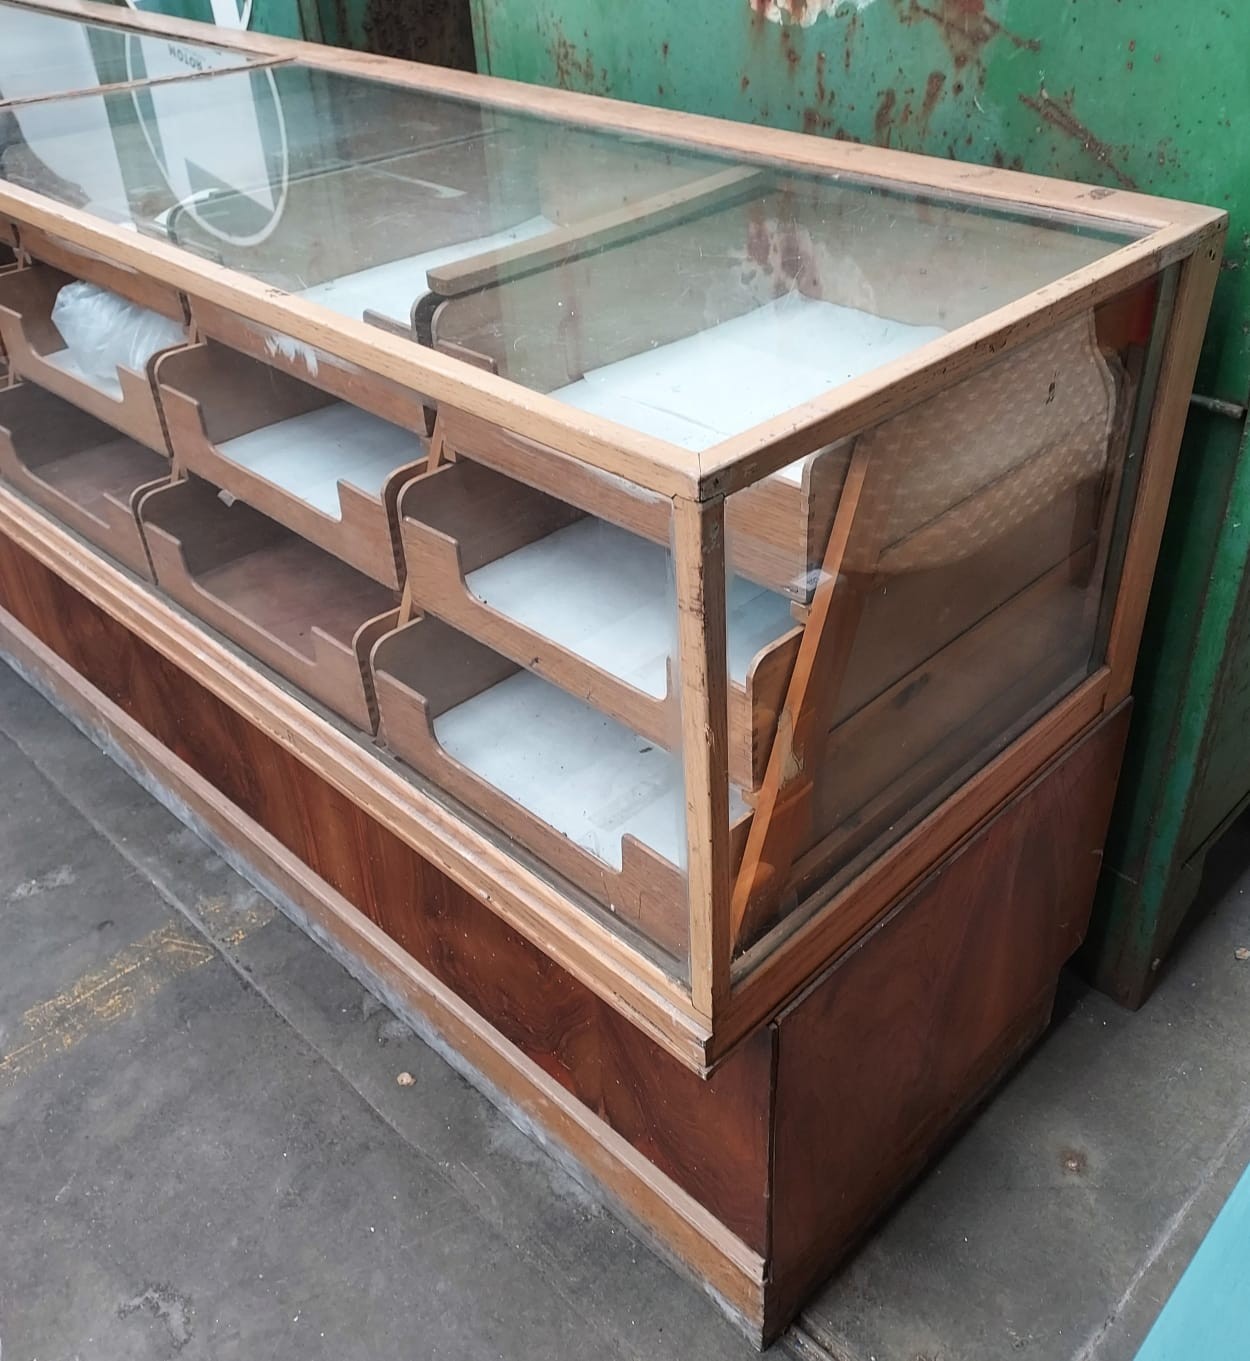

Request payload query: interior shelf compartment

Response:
[0,262,187,453]
[189,297,435,440]
[0,381,169,578]
[371,614,751,959]
[15,223,187,322]
[397,456,799,789]
[155,340,428,589]
[437,406,846,602]
[138,476,399,733]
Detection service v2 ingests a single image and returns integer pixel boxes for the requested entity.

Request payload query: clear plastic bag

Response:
[51,281,184,388]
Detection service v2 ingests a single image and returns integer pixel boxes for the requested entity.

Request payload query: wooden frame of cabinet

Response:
[0,0,1227,1342]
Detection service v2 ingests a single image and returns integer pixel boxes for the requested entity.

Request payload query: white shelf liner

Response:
[435,668,749,872]
[217,403,423,518]
[552,290,946,458]
[42,348,124,401]
[299,214,555,327]
[466,518,794,698]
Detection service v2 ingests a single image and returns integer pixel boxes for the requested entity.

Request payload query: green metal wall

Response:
[472,0,1249,401]
[472,0,1250,1003]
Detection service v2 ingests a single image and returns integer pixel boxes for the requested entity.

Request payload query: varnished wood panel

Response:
[763,702,1131,1337]
[0,527,773,1253]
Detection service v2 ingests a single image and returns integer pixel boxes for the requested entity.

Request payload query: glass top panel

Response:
[0,2,257,106]
[0,60,1143,449]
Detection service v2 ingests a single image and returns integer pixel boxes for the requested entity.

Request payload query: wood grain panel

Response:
[0,526,773,1253]
[764,703,1131,1336]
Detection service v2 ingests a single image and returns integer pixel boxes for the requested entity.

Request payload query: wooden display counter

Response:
[0,0,1226,1343]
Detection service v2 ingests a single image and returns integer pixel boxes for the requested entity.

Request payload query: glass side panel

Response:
[0,61,1144,444]
[723,272,1172,961]
[0,1,256,106]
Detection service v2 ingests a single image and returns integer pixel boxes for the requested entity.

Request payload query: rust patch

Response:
[920,70,946,126]
[896,0,1040,74]
[874,88,898,146]
[1019,90,1139,190]
[844,9,860,73]
[802,107,833,134]
[549,28,610,93]
[815,50,828,104]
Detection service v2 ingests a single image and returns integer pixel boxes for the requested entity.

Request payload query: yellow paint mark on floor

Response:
[0,896,275,1091]
[196,892,276,946]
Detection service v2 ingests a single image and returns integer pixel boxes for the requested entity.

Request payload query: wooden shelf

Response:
[0,263,185,453]
[0,382,167,577]
[138,476,398,732]
[372,614,751,959]
[438,407,848,601]
[156,340,427,588]
[399,457,800,787]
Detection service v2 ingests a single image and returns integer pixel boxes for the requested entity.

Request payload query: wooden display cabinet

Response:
[0,0,1226,1344]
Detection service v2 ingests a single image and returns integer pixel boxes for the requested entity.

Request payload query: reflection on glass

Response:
[725,275,1169,957]
[0,1,253,107]
[0,59,1142,441]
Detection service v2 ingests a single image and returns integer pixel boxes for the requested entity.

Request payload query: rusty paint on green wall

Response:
[472,0,1250,403]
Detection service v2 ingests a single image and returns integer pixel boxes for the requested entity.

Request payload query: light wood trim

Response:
[730,445,876,947]
[0,57,288,112]
[710,668,1111,1062]
[0,605,766,1333]
[698,216,1227,494]
[1104,235,1226,704]
[16,0,1220,235]
[18,225,187,319]
[2,185,1219,501]
[0,483,713,1069]
[675,496,732,1018]
[425,166,764,297]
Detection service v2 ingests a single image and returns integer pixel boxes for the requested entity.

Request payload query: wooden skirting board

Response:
[0,516,1131,1345]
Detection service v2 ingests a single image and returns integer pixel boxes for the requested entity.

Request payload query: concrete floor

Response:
[1,657,1249,1360]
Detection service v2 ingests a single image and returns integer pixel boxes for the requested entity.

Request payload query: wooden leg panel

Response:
[762,702,1131,1340]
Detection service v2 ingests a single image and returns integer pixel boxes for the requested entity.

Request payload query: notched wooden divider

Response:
[155,340,428,589]
[138,476,398,732]
[438,407,846,602]
[0,382,168,578]
[0,262,186,453]
[395,455,806,787]
[371,612,751,961]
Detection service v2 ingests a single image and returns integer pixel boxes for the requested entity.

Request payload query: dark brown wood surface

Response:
[0,527,774,1254]
[764,702,1130,1335]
